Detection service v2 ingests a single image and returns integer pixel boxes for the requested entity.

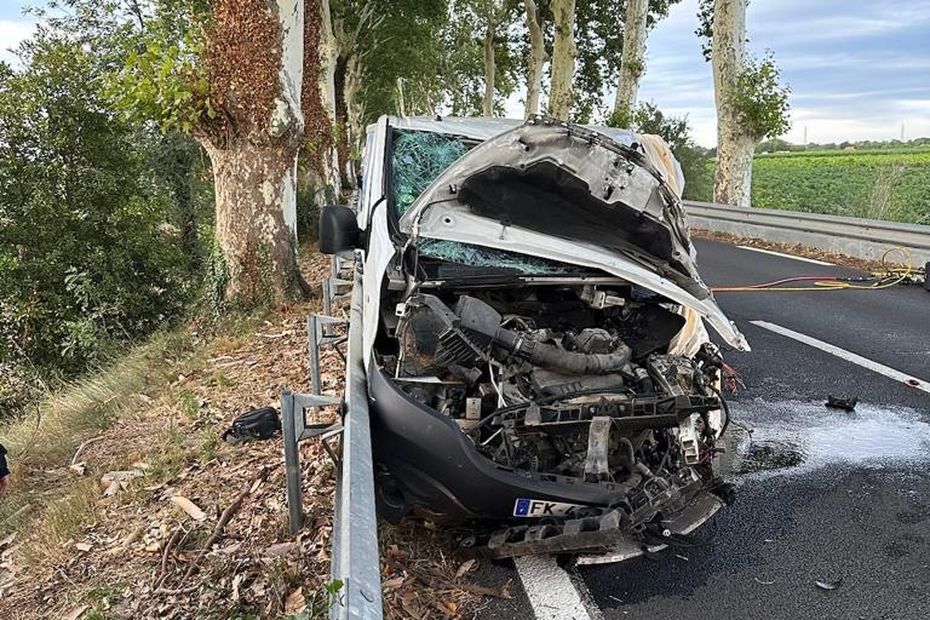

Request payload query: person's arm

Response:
[0,443,9,495]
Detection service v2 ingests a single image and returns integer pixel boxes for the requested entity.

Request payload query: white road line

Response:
[751,320,930,395]
[515,555,594,620]
[737,245,834,266]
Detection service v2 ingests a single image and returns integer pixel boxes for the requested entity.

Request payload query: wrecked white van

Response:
[319,116,747,561]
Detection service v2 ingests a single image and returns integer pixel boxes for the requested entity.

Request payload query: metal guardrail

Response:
[684,200,930,265]
[328,261,383,620]
[281,254,382,619]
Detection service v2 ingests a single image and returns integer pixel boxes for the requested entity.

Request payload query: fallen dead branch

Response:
[70,436,103,465]
[183,466,270,580]
[154,523,187,590]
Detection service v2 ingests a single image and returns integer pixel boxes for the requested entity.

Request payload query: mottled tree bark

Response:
[344,54,364,158]
[319,0,345,189]
[548,0,577,120]
[482,17,496,116]
[199,0,315,305]
[712,0,754,207]
[523,0,546,118]
[207,143,308,305]
[613,0,647,122]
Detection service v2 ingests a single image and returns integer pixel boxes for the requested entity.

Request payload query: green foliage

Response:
[572,0,679,122]
[733,53,790,141]
[0,36,204,375]
[107,21,212,133]
[686,148,930,224]
[334,0,450,121]
[751,149,930,223]
[38,0,214,134]
[694,0,715,61]
[433,0,523,116]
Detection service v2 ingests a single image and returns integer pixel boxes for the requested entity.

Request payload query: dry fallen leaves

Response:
[284,587,306,614]
[60,605,88,620]
[99,469,143,497]
[0,251,488,620]
[169,496,207,521]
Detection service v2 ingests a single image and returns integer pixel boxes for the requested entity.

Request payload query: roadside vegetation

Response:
[686,144,930,224]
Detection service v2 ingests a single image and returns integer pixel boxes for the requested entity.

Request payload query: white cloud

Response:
[0,19,36,66]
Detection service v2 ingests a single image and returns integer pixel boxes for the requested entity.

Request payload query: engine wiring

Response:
[710,247,925,293]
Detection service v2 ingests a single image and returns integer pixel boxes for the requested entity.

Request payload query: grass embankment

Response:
[689,147,930,224]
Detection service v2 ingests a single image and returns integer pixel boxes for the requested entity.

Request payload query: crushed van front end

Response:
[365,117,745,560]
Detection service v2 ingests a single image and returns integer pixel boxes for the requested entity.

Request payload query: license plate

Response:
[513,498,588,518]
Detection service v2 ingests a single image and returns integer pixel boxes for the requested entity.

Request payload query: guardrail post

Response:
[281,390,303,533]
[308,315,323,396]
[282,389,344,534]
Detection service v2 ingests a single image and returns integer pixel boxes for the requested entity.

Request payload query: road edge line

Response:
[750,320,930,395]
[515,555,595,620]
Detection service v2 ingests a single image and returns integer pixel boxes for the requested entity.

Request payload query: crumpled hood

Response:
[397,118,749,350]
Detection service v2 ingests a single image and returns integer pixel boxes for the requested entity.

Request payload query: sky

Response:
[2,0,929,147]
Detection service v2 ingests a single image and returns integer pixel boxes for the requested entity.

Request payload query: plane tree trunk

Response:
[548,0,577,120]
[198,0,332,305]
[711,0,754,207]
[613,0,647,123]
[523,0,546,118]
[482,17,496,116]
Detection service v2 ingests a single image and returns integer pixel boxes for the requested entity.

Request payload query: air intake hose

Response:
[454,295,632,374]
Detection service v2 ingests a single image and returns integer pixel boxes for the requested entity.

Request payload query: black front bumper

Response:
[368,366,629,523]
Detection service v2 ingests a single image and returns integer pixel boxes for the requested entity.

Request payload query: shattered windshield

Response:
[390,129,579,275]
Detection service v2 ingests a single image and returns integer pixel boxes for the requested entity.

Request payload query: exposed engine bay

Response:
[376,278,730,547]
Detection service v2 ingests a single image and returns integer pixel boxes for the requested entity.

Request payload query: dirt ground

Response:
[0,248,502,620]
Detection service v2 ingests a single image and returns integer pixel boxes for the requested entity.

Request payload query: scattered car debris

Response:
[816,578,843,591]
[826,396,858,411]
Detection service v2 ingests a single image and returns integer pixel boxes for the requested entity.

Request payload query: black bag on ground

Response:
[222,406,281,444]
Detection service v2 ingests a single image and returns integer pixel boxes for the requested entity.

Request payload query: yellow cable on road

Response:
[711,247,918,293]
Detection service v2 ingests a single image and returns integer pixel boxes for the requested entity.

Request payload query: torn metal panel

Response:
[408,206,747,350]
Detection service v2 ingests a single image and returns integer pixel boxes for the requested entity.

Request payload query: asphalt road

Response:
[476,238,930,620]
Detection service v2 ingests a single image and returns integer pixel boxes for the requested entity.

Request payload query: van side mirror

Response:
[319,206,360,255]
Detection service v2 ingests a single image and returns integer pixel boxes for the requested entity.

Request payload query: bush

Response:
[0,37,205,376]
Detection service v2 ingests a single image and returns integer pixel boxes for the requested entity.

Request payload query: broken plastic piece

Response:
[815,578,843,591]
[825,396,858,412]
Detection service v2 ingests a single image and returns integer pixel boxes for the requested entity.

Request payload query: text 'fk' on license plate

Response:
[513,498,588,518]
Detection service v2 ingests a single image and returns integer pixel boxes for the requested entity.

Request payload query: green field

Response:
[688,148,930,224]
